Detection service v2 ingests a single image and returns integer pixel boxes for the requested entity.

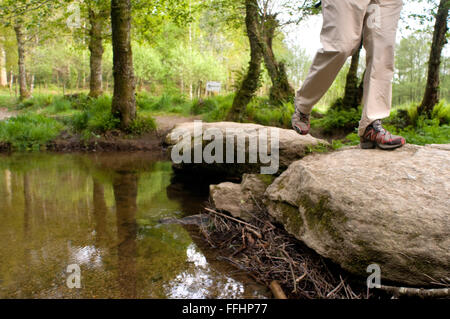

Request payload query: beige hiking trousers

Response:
[295,0,404,136]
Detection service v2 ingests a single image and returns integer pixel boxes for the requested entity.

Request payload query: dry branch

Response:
[377,286,450,298]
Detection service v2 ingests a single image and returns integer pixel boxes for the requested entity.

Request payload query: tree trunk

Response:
[29,74,35,95]
[259,15,295,105]
[0,39,7,87]
[9,70,13,95]
[342,43,363,109]
[113,171,138,299]
[227,0,263,121]
[88,7,105,98]
[111,0,136,130]
[14,24,30,100]
[418,0,449,117]
[357,69,365,107]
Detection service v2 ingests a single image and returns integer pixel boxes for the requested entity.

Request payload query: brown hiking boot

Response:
[292,109,311,135]
[360,120,406,150]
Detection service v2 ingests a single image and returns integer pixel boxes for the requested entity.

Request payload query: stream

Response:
[0,152,269,299]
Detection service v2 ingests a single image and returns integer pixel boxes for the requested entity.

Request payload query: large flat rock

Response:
[265,144,450,287]
[165,121,328,177]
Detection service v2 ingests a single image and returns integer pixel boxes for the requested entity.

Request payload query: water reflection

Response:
[0,153,269,299]
[92,179,110,246]
[113,171,138,298]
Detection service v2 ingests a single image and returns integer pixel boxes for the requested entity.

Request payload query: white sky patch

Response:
[283,1,449,59]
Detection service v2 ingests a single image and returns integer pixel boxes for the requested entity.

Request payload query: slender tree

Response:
[418,0,449,117]
[227,0,263,121]
[13,21,30,99]
[0,36,7,87]
[0,0,58,99]
[226,0,320,120]
[87,1,109,98]
[258,13,295,104]
[341,43,363,109]
[111,0,136,130]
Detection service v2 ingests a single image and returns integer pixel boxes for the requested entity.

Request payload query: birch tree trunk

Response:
[88,7,106,98]
[0,39,7,87]
[14,24,30,100]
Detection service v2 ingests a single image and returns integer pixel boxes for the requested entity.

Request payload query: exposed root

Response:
[200,205,369,299]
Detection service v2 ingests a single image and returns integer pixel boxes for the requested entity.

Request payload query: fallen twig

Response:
[270,281,287,299]
[377,285,450,298]
[205,207,259,230]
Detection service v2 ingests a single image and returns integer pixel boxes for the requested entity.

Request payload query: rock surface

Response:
[210,174,274,221]
[265,144,450,287]
[165,121,328,177]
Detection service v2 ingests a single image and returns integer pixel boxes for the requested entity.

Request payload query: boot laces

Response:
[372,120,392,140]
[299,112,310,123]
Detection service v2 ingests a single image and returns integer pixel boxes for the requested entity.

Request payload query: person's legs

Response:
[359,0,404,136]
[293,0,371,135]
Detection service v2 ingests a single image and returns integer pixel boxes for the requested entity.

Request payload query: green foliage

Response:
[16,99,35,110]
[192,94,235,115]
[202,96,234,122]
[344,132,361,145]
[385,100,450,128]
[306,142,333,154]
[70,95,157,137]
[52,98,72,113]
[245,99,294,128]
[136,92,158,111]
[0,94,16,109]
[311,107,362,133]
[137,93,192,115]
[191,98,219,115]
[0,114,63,150]
[70,95,120,133]
[431,99,450,125]
[127,116,157,135]
[385,118,450,146]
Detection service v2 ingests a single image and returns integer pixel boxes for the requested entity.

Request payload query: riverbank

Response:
[0,103,200,153]
[1,92,449,153]
[46,115,202,153]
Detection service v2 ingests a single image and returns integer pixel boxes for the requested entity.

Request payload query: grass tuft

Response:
[0,114,63,150]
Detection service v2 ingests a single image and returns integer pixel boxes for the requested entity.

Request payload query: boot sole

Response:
[292,124,310,136]
[360,140,405,150]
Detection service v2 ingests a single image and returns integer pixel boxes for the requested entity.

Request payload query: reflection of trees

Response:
[166,177,209,216]
[113,171,138,299]
[92,178,110,246]
[4,169,12,208]
[23,173,31,241]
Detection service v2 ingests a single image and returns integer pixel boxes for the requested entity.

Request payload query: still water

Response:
[0,152,269,299]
